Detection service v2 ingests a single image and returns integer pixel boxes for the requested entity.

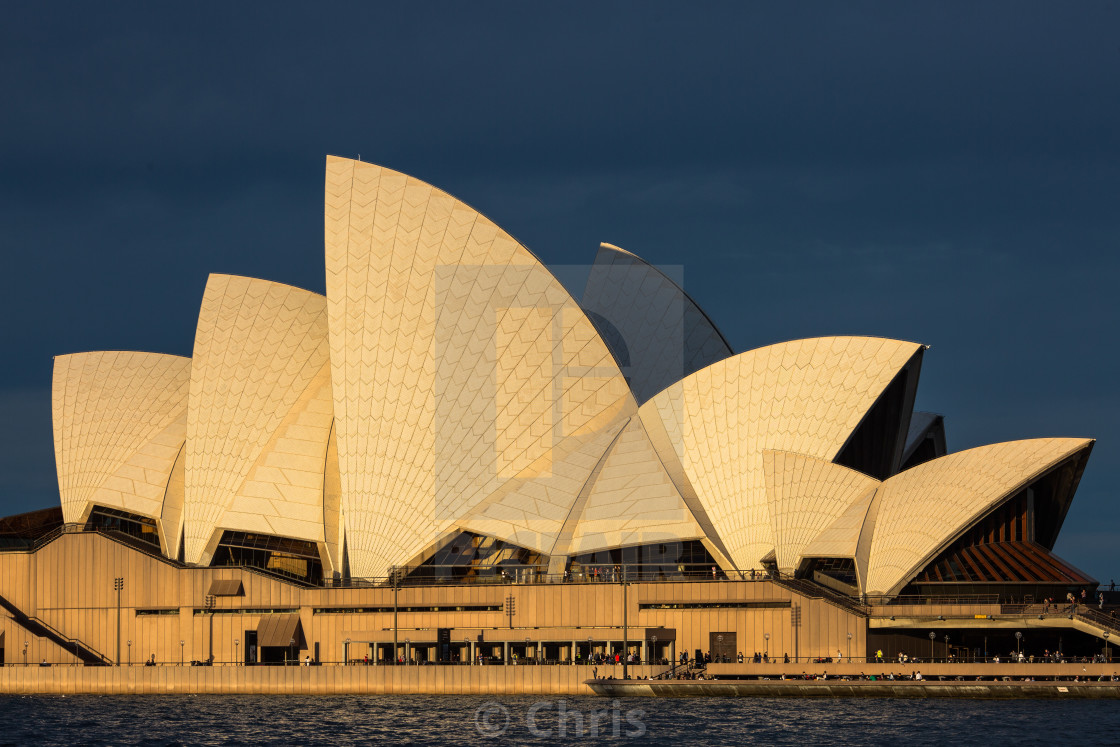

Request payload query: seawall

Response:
[5,662,1119,697]
[587,679,1120,699]
[0,664,657,696]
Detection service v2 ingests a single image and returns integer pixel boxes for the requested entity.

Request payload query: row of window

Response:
[191,608,300,616]
[638,601,792,610]
[142,602,788,615]
[313,605,503,614]
[138,606,505,616]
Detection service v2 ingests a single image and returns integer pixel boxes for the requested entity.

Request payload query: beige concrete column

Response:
[469,640,476,664]
[571,640,577,665]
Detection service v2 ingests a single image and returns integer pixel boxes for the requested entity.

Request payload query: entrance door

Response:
[709,632,737,663]
[245,630,257,665]
[260,646,289,665]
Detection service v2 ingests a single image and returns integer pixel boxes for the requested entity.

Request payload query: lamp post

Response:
[588,636,593,665]
[717,634,724,663]
[289,638,296,666]
[391,565,399,666]
[650,635,656,665]
[179,639,184,666]
[205,594,215,664]
[525,637,531,664]
[405,638,411,665]
[1016,631,1022,659]
[464,637,470,666]
[847,632,852,661]
[235,638,240,666]
[127,640,132,667]
[764,632,770,660]
[929,631,936,661]
[114,577,124,666]
[621,566,630,680]
[344,638,351,666]
[23,641,28,666]
[945,635,950,661]
[1104,632,1111,662]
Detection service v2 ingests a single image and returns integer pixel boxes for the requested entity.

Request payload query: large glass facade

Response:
[210,531,323,584]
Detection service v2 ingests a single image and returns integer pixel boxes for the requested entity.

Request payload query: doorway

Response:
[709,631,737,663]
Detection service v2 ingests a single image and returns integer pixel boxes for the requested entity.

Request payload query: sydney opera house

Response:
[0,156,1108,671]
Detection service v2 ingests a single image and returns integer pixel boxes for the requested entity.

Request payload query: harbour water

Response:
[1,694,1117,745]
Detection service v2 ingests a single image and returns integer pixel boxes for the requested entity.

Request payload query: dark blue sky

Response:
[2,2,1117,575]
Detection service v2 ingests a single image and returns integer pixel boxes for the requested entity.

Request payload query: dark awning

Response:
[257,614,303,648]
[644,627,676,642]
[207,579,244,597]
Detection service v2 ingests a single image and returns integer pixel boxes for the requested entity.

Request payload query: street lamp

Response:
[464,637,471,666]
[180,639,185,666]
[1016,631,1022,658]
[23,641,28,666]
[235,638,240,666]
[114,577,124,667]
[344,638,351,666]
[929,631,936,661]
[1105,632,1111,662]
[205,594,216,664]
[717,634,724,663]
[526,637,531,663]
[945,635,950,661]
[847,632,852,661]
[289,637,296,666]
[588,636,593,664]
[127,640,132,667]
[405,638,411,665]
[764,632,770,660]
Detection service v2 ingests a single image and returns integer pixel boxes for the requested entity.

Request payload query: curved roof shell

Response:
[324,157,634,578]
[563,417,706,557]
[581,242,733,404]
[863,437,1094,595]
[51,351,190,553]
[763,450,879,573]
[183,274,333,566]
[638,336,924,571]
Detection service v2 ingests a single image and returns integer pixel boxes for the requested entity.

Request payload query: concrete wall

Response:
[0,664,652,695]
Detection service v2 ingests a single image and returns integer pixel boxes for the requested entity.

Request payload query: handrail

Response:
[652,659,705,680]
[1072,606,1120,635]
[0,591,111,666]
[5,527,1110,610]
[212,562,319,588]
[867,594,1002,606]
[769,575,870,616]
[0,523,184,569]
[27,614,112,666]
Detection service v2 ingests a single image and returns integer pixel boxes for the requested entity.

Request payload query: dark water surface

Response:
[1,694,1118,745]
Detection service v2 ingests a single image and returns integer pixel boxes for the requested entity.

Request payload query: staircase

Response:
[770,575,870,616]
[1074,606,1120,637]
[0,591,111,665]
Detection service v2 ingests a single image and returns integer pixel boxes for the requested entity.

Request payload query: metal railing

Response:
[866,594,1002,606]
[25,614,112,666]
[0,591,112,666]
[0,522,182,569]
